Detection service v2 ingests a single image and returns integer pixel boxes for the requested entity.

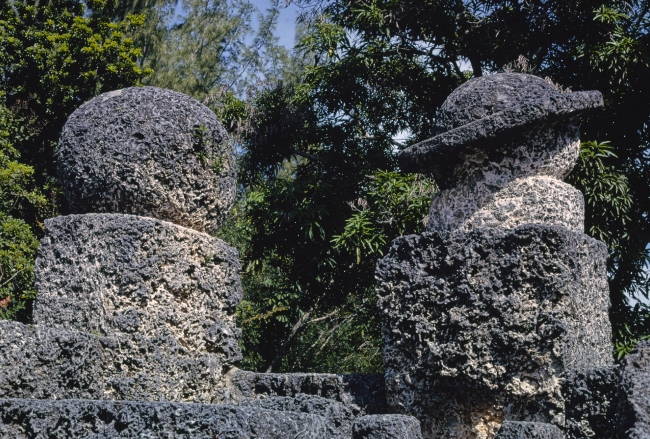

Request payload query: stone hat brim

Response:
[398,90,603,174]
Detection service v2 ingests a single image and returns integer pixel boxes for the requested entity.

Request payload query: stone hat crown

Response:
[399,73,603,173]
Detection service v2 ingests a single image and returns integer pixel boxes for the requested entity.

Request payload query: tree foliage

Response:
[0,0,149,214]
[0,0,149,320]
[0,104,42,320]
[105,0,295,102]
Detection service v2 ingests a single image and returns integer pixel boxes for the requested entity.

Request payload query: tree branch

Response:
[265,308,313,373]
[0,268,25,289]
[291,149,323,162]
[306,309,339,325]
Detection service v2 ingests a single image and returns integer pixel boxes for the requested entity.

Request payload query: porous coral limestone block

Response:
[428,174,585,234]
[57,86,236,233]
[425,124,585,234]
[33,213,242,364]
[0,321,229,403]
[0,399,336,438]
[352,414,423,439]
[376,225,613,439]
[494,421,563,439]
[617,341,650,438]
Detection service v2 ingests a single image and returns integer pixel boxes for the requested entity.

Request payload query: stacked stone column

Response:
[4,86,243,403]
[33,87,242,390]
[377,73,613,438]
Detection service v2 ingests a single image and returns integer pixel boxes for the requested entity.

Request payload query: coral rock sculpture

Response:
[2,77,646,439]
[378,73,613,439]
[57,86,236,234]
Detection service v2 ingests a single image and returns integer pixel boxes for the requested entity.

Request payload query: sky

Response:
[250,0,300,50]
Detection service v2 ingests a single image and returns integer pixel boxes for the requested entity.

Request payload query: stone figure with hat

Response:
[377,73,613,438]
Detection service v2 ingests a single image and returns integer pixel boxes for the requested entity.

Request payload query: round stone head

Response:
[398,73,603,181]
[57,87,236,234]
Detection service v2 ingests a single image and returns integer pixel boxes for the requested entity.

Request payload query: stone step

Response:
[0,322,390,413]
[352,414,423,439]
[494,421,563,439]
[227,369,388,415]
[0,398,338,438]
[239,394,358,437]
[0,321,229,403]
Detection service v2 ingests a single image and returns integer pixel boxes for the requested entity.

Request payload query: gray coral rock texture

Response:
[33,213,242,364]
[494,421,563,439]
[398,73,603,175]
[0,321,231,403]
[227,369,388,415]
[376,225,613,439]
[563,366,621,439]
[239,394,357,437]
[426,127,585,234]
[352,414,423,439]
[428,175,584,234]
[618,341,650,438]
[0,399,335,438]
[57,86,236,233]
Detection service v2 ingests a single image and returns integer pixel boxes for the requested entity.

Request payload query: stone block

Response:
[57,86,236,233]
[239,394,357,437]
[227,369,388,414]
[494,421,563,439]
[352,414,423,439]
[0,398,335,438]
[376,225,612,438]
[0,321,230,403]
[563,365,620,439]
[428,175,585,234]
[33,213,242,362]
[618,341,650,438]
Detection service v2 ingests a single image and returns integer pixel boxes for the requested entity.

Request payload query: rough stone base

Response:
[227,369,388,414]
[33,214,243,364]
[0,398,334,438]
[240,394,357,437]
[494,421,562,439]
[0,321,229,403]
[562,341,650,439]
[352,414,423,439]
[564,366,620,438]
[617,341,650,438]
[376,225,613,438]
[0,324,391,434]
